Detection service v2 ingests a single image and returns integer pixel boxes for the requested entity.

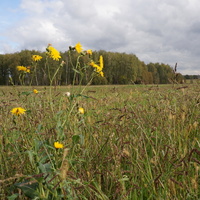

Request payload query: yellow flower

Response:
[17,66,30,73]
[10,107,26,116]
[32,55,42,62]
[99,55,103,70]
[90,61,95,67]
[33,89,38,94]
[75,42,83,53]
[17,66,27,71]
[47,45,61,61]
[86,49,92,55]
[78,107,84,114]
[90,62,100,71]
[99,71,104,77]
[54,142,64,149]
[89,55,104,77]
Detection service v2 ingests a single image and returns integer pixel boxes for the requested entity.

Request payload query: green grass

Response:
[0,84,199,199]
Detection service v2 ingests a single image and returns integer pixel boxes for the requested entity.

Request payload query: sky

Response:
[0,0,200,75]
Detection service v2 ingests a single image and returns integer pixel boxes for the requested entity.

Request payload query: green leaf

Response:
[27,150,35,165]
[34,139,43,151]
[45,144,56,151]
[72,134,84,145]
[72,68,80,74]
[25,109,32,114]
[74,94,89,98]
[14,181,38,199]
[79,134,84,145]
[72,135,80,144]
[21,91,33,96]
[7,194,19,200]
[38,162,52,173]
[36,124,43,133]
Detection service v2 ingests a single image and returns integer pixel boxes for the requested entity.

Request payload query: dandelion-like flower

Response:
[17,66,30,73]
[86,49,92,55]
[75,42,83,53]
[46,45,61,61]
[17,66,26,71]
[10,107,26,116]
[99,55,103,70]
[32,55,42,62]
[78,107,84,114]
[54,141,64,149]
[33,89,38,94]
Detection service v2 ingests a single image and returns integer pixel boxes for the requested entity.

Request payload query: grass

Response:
[0,84,199,199]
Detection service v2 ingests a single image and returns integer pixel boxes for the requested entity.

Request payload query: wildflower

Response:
[90,55,104,77]
[46,45,61,61]
[75,42,83,53]
[99,55,103,69]
[99,71,104,77]
[10,107,26,116]
[54,141,64,149]
[86,49,92,55]
[32,55,42,62]
[17,66,30,73]
[33,89,38,94]
[17,66,26,71]
[65,92,70,97]
[78,107,84,114]
[90,61,95,67]
[90,61,101,72]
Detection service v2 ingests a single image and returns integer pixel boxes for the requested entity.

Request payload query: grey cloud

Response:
[1,0,200,74]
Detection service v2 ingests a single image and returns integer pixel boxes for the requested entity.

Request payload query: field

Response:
[0,84,199,199]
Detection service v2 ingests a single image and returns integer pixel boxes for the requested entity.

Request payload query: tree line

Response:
[184,75,200,80]
[0,49,184,85]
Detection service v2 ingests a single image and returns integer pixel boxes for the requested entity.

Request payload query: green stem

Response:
[30,63,38,86]
[50,63,63,86]
[72,55,82,86]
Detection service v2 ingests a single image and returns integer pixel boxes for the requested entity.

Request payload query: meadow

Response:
[0,83,199,199]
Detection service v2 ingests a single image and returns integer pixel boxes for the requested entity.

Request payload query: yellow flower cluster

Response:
[17,66,30,73]
[90,55,104,77]
[10,107,26,116]
[47,45,61,61]
[71,43,103,76]
[32,55,42,62]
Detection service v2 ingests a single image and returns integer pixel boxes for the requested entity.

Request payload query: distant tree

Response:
[0,49,184,85]
[147,63,159,84]
[184,75,191,79]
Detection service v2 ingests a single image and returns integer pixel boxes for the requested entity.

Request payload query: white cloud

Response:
[1,0,200,74]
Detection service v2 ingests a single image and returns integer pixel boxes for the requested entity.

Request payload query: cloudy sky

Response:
[0,0,200,75]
